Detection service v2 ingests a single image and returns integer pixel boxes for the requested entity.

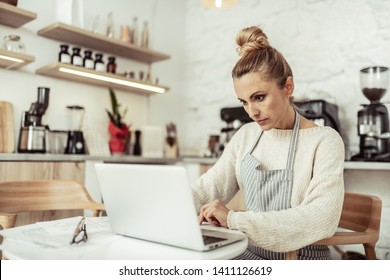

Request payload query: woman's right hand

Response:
[198,199,229,228]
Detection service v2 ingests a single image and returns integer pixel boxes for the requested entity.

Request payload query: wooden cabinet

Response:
[36,22,170,95]
[0,161,85,226]
[0,161,84,182]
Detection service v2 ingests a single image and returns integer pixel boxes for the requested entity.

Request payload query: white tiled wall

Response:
[173,0,390,156]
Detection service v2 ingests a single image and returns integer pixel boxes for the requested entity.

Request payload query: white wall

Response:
[174,0,390,155]
[0,0,185,148]
[3,0,390,157]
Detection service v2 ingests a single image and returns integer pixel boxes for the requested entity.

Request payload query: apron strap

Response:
[286,111,300,170]
[249,131,263,154]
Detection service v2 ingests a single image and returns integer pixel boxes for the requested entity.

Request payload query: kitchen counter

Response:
[0,153,179,164]
[1,153,389,169]
[344,161,390,170]
[0,153,219,165]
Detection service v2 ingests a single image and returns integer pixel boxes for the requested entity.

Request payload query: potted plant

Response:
[106,88,130,154]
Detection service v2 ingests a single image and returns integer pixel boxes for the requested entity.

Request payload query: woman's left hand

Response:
[198,199,229,228]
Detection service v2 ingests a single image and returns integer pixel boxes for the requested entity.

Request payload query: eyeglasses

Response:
[70,217,88,245]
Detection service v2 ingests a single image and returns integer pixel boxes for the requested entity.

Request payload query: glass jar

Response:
[58,44,71,64]
[3,35,25,53]
[71,47,83,66]
[94,53,105,72]
[106,56,117,74]
[83,50,94,69]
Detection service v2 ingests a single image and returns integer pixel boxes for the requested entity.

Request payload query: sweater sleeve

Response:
[227,129,345,252]
[191,128,247,212]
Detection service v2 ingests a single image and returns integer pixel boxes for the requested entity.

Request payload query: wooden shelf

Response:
[36,62,169,95]
[0,3,37,28]
[0,49,35,69]
[37,22,171,63]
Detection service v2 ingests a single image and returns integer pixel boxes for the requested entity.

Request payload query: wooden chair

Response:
[285,192,382,260]
[0,180,105,229]
[0,211,17,259]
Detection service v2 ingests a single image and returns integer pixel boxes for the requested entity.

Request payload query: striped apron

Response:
[235,112,330,260]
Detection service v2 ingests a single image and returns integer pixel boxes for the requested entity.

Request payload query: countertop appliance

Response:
[17,87,50,153]
[64,105,86,154]
[294,99,341,133]
[351,66,390,162]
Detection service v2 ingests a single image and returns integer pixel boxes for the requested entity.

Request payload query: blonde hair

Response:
[232,26,293,89]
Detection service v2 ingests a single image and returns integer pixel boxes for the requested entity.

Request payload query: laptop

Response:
[94,163,245,251]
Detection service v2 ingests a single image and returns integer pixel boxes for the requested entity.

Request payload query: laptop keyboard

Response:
[202,234,227,245]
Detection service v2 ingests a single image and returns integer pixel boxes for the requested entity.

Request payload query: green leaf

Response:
[106,88,128,128]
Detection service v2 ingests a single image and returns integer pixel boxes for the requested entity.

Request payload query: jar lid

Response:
[4,34,21,41]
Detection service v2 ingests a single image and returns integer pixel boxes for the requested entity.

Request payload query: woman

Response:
[192,26,345,260]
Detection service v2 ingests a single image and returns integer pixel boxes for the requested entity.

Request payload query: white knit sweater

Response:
[192,122,345,252]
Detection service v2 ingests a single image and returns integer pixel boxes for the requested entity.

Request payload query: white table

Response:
[0,217,248,260]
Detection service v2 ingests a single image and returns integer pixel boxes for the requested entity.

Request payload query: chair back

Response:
[286,192,382,260]
[339,192,382,236]
[0,180,104,228]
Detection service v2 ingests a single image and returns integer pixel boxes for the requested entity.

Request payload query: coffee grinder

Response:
[351,66,390,161]
[17,87,50,153]
[64,105,86,154]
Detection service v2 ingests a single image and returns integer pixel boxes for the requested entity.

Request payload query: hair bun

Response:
[236,26,270,57]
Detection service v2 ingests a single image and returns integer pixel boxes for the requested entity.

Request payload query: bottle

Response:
[71,47,83,66]
[106,56,117,74]
[92,15,100,33]
[94,53,105,72]
[58,44,71,64]
[141,21,149,48]
[131,17,139,46]
[133,130,142,156]
[106,12,115,39]
[83,50,94,69]
[120,25,130,43]
[146,65,152,83]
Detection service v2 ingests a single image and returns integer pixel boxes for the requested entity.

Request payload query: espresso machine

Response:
[203,106,252,157]
[220,106,253,142]
[351,66,390,161]
[294,99,341,133]
[18,87,50,153]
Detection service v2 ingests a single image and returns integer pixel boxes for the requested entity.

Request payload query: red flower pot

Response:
[108,121,129,154]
